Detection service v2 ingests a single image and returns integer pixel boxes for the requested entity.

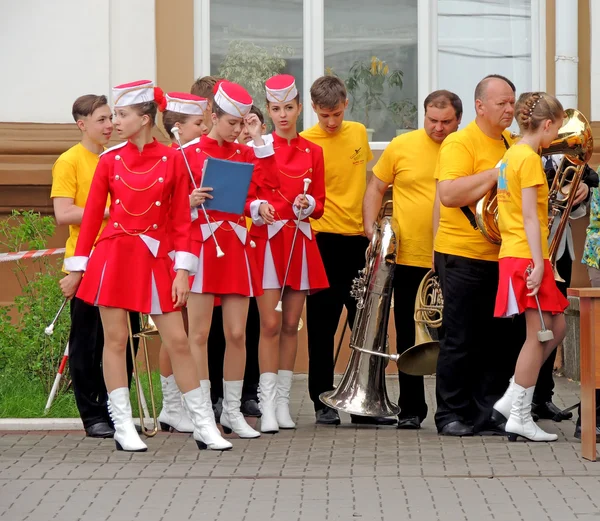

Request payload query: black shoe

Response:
[574,423,600,442]
[397,416,421,430]
[350,414,397,426]
[532,401,573,422]
[475,413,506,436]
[85,421,115,438]
[212,397,223,424]
[439,420,474,437]
[241,399,262,417]
[315,407,340,425]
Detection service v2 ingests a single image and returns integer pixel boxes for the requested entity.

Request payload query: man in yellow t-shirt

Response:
[362,90,463,429]
[301,75,384,426]
[434,75,522,437]
[52,94,126,438]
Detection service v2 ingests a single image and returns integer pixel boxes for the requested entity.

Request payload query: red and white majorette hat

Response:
[166,92,208,115]
[265,74,298,103]
[213,81,252,118]
[112,80,167,110]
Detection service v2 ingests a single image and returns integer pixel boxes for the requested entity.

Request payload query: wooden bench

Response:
[568,288,600,461]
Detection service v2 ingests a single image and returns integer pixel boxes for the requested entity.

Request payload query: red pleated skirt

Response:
[77,235,178,314]
[189,227,262,297]
[253,224,328,293]
[495,257,569,317]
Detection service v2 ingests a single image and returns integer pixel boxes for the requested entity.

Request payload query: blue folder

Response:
[199,157,255,215]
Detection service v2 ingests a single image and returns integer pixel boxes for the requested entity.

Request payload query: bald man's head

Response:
[474,74,516,132]
[474,74,516,102]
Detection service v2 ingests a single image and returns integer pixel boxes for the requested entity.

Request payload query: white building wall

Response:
[108,0,157,96]
[0,0,156,124]
[591,0,600,120]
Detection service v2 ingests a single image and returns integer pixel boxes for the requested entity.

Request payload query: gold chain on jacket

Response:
[118,158,162,175]
[119,201,155,217]
[116,177,160,192]
[117,224,152,236]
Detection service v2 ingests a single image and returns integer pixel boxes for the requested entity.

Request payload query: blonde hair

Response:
[515,92,564,133]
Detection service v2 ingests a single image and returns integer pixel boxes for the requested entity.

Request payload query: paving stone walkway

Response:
[1,376,599,521]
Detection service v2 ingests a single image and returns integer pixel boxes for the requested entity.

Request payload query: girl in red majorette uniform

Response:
[61,80,231,452]
[155,92,209,435]
[181,80,277,439]
[249,75,328,433]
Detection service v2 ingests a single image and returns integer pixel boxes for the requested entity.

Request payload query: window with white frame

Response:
[195,0,541,141]
[324,0,418,142]
[209,0,303,129]
[438,0,533,130]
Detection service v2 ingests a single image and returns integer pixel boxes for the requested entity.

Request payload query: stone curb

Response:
[0,418,83,431]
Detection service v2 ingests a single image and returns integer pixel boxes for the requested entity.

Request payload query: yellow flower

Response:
[383,64,389,75]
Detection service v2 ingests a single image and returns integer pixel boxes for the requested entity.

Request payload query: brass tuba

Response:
[474,109,594,251]
[319,202,400,417]
[395,269,443,376]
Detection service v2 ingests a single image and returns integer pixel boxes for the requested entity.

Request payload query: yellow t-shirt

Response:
[434,120,514,261]
[497,143,549,260]
[50,143,109,260]
[373,129,439,267]
[301,121,373,235]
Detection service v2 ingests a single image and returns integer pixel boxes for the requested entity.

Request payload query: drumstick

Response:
[275,178,312,312]
[172,127,224,258]
[525,265,554,342]
[45,297,68,335]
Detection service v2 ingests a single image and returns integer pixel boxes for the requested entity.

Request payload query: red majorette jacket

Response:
[65,139,196,273]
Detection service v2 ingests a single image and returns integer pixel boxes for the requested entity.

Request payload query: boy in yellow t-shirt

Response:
[362,90,463,429]
[52,94,137,439]
[300,75,379,426]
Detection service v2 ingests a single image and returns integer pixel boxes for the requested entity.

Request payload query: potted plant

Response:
[218,40,294,118]
[388,99,418,136]
[345,56,403,140]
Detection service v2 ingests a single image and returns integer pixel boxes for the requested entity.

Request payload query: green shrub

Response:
[0,211,71,400]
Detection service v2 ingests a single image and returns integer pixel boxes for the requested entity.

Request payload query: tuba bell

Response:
[319,201,400,417]
[546,109,593,280]
[474,108,593,249]
[395,269,443,376]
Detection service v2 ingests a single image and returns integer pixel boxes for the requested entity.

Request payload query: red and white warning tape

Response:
[0,247,65,264]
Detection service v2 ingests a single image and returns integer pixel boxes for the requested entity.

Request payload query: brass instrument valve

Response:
[351,268,368,309]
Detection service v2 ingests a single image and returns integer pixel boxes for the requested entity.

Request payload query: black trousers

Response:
[68,297,138,429]
[207,297,260,403]
[434,253,524,432]
[306,233,370,411]
[533,250,572,404]
[393,264,429,420]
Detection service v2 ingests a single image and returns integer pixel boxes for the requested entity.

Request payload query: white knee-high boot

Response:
[492,376,515,422]
[258,373,279,433]
[182,383,232,451]
[220,380,260,438]
[158,375,195,433]
[107,388,147,452]
[505,383,558,442]
[275,370,296,429]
